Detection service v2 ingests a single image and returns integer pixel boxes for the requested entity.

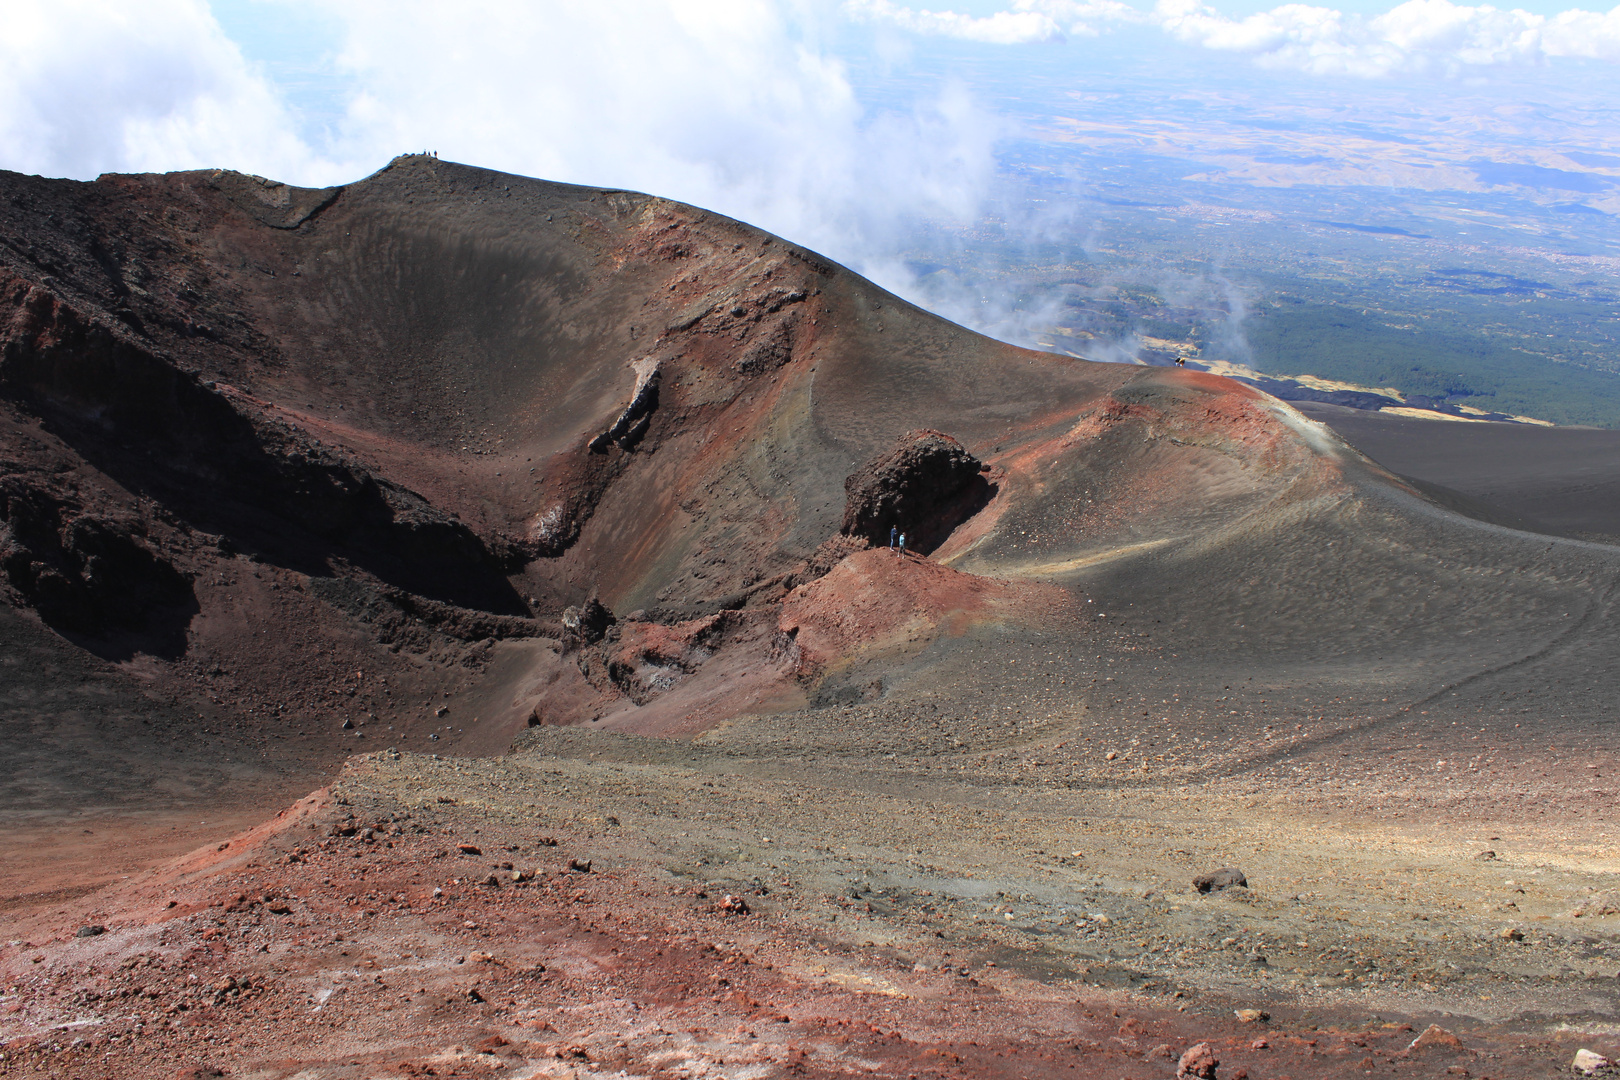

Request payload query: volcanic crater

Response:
[0,156,1617,1079]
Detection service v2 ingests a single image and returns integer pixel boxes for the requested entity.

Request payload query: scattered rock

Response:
[1407,1024,1464,1053]
[340,717,354,729]
[1573,1048,1612,1075]
[1570,891,1620,918]
[1233,1008,1269,1023]
[466,986,485,1003]
[480,874,501,887]
[1177,1040,1219,1079]
[1473,849,1495,860]
[1194,868,1248,894]
[568,858,593,873]
[457,843,483,856]
[1145,1043,1174,1061]
[1498,926,1524,941]
[74,925,106,938]
[716,894,750,916]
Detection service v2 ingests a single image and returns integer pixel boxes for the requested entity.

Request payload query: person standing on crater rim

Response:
[890,525,898,552]
[898,532,908,558]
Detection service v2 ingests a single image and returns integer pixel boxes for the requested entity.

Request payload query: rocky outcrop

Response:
[561,594,616,646]
[588,357,662,454]
[841,430,992,554]
[0,485,195,650]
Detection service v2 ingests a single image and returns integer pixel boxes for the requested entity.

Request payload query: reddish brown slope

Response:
[0,155,1339,750]
[3,153,1618,783]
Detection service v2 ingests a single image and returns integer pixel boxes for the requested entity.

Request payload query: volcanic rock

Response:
[840,429,990,553]
[1407,1024,1464,1053]
[1193,868,1248,894]
[562,595,615,646]
[1177,1040,1219,1079]
[1570,891,1620,918]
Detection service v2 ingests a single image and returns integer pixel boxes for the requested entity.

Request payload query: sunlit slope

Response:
[2,153,1618,743]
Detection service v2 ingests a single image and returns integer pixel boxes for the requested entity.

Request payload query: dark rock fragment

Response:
[1193,868,1248,894]
[561,595,614,645]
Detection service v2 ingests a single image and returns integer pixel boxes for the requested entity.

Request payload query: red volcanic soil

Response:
[3,157,1620,1078]
[779,547,1072,675]
[0,768,1591,1080]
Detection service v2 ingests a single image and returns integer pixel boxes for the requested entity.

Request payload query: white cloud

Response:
[845,0,1141,41]
[0,0,1008,318]
[844,0,1067,43]
[0,0,314,180]
[309,0,1003,282]
[1144,0,1620,75]
[856,0,1620,74]
[1498,1,1620,60]
[1154,0,1559,74]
